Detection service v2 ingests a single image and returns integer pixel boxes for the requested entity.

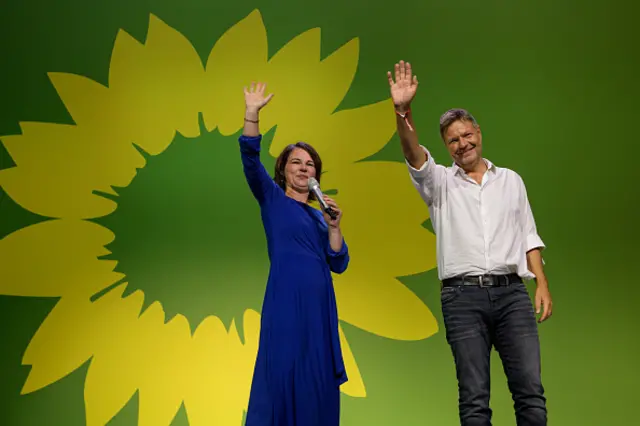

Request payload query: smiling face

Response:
[285,147,316,193]
[274,142,323,201]
[444,119,483,169]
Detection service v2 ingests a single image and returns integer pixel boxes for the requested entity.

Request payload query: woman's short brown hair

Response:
[274,142,323,202]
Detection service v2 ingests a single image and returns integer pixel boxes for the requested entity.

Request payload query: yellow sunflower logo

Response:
[0,10,438,425]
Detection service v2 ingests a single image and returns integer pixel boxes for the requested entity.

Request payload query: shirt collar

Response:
[452,158,496,176]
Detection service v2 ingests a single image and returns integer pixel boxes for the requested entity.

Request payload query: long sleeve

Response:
[518,177,545,252]
[523,197,545,252]
[239,134,280,205]
[405,145,447,206]
[327,239,349,274]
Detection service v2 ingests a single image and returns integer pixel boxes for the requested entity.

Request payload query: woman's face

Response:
[285,147,316,193]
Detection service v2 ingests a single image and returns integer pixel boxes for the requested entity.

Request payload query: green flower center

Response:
[96,122,276,331]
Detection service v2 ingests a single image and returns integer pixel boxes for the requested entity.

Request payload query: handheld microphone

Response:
[308,177,338,220]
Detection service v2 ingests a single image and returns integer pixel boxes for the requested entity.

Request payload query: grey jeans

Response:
[441,281,547,425]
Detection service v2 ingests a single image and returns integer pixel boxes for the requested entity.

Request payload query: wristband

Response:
[395,108,414,131]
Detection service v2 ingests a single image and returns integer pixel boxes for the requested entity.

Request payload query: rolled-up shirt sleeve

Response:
[405,145,446,206]
[523,198,545,252]
[519,178,545,253]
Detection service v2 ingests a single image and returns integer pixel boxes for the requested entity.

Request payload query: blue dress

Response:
[239,134,350,426]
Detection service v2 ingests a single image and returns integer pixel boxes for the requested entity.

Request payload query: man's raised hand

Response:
[387,60,419,113]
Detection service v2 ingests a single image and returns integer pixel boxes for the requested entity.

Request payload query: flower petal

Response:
[325,161,437,277]
[233,309,261,408]
[184,309,260,424]
[0,219,124,297]
[85,357,138,426]
[268,99,396,167]
[313,37,359,113]
[47,73,111,130]
[107,14,206,155]
[84,286,146,426]
[261,32,367,164]
[85,355,138,426]
[136,304,192,426]
[0,123,145,219]
[260,29,359,131]
[21,283,141,398]
[322,161,438,339]
[21,297,94,394]
[202,10,269,135]
[338,324,366,397]
[184,315,230,425]
[335,272,438,341]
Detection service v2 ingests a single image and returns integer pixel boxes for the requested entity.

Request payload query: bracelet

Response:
[244,117,259,123]
[395,108,414,131]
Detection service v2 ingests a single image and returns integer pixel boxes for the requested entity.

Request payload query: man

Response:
[387,60,553,426]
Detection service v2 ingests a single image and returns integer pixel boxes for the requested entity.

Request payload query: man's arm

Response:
[388,61,427,169]
[527,248,553,323]
[520,178,553,323]
[395,107,427,169]
[527,248,548,286]
[387,61,446,206]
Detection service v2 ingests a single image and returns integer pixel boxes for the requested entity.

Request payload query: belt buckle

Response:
[478,275,485,288]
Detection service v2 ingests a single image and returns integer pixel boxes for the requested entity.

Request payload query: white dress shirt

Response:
[406,145,545,281]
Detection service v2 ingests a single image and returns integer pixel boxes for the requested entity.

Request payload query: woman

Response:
[239,82,350,426]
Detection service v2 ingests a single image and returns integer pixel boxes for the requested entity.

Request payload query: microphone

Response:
[308,177,338,220]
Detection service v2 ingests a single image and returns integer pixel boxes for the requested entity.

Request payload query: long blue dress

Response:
[239,134,350,426]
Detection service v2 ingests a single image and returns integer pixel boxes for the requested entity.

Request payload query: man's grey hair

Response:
[439,108,479,140]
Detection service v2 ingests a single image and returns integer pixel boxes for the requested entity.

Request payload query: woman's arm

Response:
[238,82,277,205]
[323,195,350,274]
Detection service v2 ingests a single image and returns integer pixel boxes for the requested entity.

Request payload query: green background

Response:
[1,0,638,424]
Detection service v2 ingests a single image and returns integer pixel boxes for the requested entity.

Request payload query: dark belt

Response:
[442,273,521,288]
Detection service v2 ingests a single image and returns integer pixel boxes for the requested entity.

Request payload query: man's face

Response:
[444,119,483,169]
